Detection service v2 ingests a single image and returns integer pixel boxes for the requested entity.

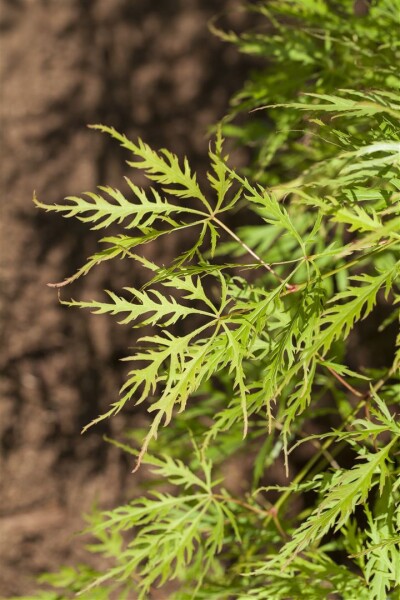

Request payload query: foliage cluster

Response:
[18,1,400,598]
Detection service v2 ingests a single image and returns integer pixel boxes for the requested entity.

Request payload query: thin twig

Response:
[212,493,289,540]
[212,216,298,292]
[318,356,365,398]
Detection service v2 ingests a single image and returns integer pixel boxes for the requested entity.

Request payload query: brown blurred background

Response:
[0,1,253,595]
